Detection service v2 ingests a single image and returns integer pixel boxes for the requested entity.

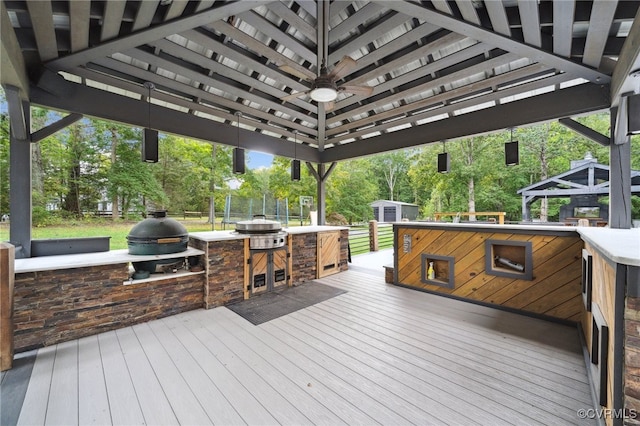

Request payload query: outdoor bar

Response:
[2,1,640,425]
[9,225,348,353]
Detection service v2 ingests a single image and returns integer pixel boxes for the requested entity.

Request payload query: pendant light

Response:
[233,111,245,174]
[142,82,158,163]
[505,128,519,166]
[291,131,301,181]
[437,141,449,173]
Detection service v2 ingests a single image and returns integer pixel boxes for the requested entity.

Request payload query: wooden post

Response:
[369,220,379,252]
[1,242,15,371]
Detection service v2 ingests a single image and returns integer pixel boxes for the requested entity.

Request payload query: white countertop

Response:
[14,247,205,273]
[188,230,249,242]
[396,221,579,233]
[189,226,347,241]
[285,225,348,234]
[577,227,640,266]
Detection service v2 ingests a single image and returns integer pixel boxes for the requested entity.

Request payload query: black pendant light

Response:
[505,128,519,166]
[142,82,158,163]
[233,111,245,174]
[291,131,300,181]
[438,141,449,173]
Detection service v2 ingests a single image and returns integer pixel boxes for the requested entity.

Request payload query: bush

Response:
[326,212,348,225]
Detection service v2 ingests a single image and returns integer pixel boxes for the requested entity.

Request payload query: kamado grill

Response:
[235,215,287,249]
[127,210,190,276]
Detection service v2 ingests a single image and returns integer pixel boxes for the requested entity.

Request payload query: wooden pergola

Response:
[2,1,639,258]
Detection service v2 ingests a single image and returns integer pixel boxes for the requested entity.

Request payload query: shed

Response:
[371,200,419,223]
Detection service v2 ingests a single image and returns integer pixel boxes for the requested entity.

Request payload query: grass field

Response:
[0,219,391,253]
[0,218,223,250]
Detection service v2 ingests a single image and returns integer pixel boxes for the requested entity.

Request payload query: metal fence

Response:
[348,222,393,256]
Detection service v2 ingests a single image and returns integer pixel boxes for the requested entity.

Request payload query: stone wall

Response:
[291,233,318,284]
[13,264,204,352]
[340,229,349,272]
[203,239,246,308]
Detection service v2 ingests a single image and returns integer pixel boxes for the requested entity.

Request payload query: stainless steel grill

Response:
[235,216,287,249]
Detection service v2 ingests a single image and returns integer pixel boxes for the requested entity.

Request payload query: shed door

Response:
[373,207,379,221]
[383,207,395,222]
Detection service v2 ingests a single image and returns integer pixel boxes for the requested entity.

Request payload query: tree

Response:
[326,159,378,224]
[370,151,413,201]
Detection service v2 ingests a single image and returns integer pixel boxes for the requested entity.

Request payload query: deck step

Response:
[383,264,394,284]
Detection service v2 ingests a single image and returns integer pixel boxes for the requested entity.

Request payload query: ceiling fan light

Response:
[310,86,337,102]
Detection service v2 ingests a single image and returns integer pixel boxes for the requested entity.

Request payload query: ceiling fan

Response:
[280,56,373,110]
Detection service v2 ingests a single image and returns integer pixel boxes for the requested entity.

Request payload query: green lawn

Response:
[0,218,221,250]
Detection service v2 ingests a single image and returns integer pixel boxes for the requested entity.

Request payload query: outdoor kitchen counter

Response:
[576,227,640,266]
[393,221,584,322]
[13,246,205,273]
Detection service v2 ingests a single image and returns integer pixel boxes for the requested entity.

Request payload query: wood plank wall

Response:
[582,242,617,425]
[395,226,583,322]
[0,243,15,370]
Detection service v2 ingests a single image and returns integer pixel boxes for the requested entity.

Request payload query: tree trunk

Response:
[468,177,476,221]
[63,126,82,217]
[109,128,119,220]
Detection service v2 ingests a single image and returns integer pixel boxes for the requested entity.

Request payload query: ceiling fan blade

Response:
[278,64,314,81]
[324,101,335,112]
[339,85,373,96]
[328,56,357,81]
[281,90,309,102]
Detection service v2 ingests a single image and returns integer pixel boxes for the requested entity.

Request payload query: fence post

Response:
[1,242,15,371]
[369,220,379,252]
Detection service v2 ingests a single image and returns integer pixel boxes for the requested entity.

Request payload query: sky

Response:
[247,151,273,170]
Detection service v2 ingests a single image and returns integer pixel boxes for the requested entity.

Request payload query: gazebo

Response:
[1,0,639,259]
[518,153,640,224]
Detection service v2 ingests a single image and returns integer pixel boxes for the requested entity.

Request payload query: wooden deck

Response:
[4,257,596,425]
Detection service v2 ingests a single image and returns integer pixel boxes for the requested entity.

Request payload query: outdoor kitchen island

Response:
[392,221,585,322]
[189,225,349,308]
[10,225,348,353]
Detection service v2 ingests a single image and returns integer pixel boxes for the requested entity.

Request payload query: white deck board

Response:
[78,335,111,425]
[98,330,145,425]
[17,345,56,426]
[130,322,213,425]
[208,307,381,425]
[160,314,279,425]
[144,319,246,425]
[187,311,347,425]
[114,327,179,425]
[45,339,79,425]
[12,268,596,426]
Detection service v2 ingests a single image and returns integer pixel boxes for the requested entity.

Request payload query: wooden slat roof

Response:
[2,1,639,163]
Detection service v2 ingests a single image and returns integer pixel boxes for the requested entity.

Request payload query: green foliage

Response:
[326,159,379,224]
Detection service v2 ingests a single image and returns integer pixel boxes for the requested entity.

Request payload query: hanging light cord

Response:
[235,111,241,148]
[144,82,154,129]
[294,131,297,159]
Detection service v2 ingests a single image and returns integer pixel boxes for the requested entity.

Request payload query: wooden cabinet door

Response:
[251,251,268,294]
[317,231,340,278]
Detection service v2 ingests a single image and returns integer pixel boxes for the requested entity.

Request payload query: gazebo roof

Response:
[517,155,640,198]
[2,1,640,162]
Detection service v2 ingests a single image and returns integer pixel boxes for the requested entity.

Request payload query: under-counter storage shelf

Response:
[485,239,533,280]
[421,254,455,289]
[123,268,205,285]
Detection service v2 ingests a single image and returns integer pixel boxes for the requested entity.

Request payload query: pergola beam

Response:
[320,83,610,162]
[31,113,84,143]
[558,118,610,146]
[29,81,321,163]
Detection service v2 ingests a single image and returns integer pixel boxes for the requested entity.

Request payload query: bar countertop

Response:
[14,247,205,274]
[577,227,640,266]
